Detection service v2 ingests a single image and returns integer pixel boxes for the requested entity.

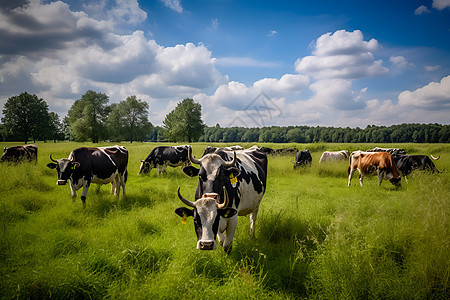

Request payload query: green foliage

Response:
[66,90,110,143]
[199,124,450,143]
[1,92,50,143]
[107,95,153,142]
[163,98,205,142]
[1,142,449,299]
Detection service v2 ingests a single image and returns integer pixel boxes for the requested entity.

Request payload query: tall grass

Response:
[1,142,448,299]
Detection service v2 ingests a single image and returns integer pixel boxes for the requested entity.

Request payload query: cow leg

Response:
[404,175,408,184]
[161,164,167,174]
[81,182,90,208]
[377,170,383,186]
[69,181,77,202]
[249,207,259,237]
[222,215,238,253]
[348,168,356,186]
[359,173,364,187]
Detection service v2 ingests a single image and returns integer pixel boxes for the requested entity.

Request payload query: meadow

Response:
[0,141,448,299]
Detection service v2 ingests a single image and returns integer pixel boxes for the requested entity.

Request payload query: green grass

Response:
[1,142,449,299]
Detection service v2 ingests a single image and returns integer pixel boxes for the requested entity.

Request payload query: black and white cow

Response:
[291,150,312,168]
[1,144,38,163]
[202,145,244,156]
[392,154,443,183]
[366,147,407,156]
[138,145,191,175]
[47,146,128,207]
[175,146,268,252]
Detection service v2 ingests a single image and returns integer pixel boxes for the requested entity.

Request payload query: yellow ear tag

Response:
[181,212,187,224]
[229,174,238,185]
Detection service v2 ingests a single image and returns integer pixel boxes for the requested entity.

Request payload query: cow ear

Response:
[182,166,199,177]
[47,163,57,169]
[175,207,194,224]
[218,207,237,218]
[225,167,240,178]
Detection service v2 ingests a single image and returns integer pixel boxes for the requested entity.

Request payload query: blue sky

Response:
[0,0,449,128]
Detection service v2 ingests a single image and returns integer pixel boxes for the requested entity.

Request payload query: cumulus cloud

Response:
[295,30,388,80]
[0,0,225,117]
[390,55,414,69]
[398,75,450,110]
[432,0,450,10]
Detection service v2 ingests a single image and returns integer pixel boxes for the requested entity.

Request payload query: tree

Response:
[66,90,110,143]
[107,96,153,142]
[48,112,65,142]
[163,98,204,142]
[1,92,50,143]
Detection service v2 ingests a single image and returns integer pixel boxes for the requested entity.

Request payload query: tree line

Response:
[198,123,450,143]
[1,91,449,143]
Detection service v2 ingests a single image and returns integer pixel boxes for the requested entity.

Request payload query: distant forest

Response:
[149,123,450,143]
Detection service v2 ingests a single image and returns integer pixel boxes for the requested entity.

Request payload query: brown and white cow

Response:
[347,151,401,187]
[319,150,349,163]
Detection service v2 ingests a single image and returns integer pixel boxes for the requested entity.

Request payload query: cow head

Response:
[389,177,401,186]
[137,159,153,175]
[175,186,237,250]
[181,147,240,202]
[47,155,80,185]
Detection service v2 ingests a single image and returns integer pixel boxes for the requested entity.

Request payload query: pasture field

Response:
[0,141,449,299]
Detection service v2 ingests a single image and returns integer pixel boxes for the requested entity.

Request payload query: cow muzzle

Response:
[198,240,216,250]
[57,180,67,185]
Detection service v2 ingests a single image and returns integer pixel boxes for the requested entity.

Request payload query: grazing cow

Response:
[392,154,443,183]
[366,147,406,156]
[291,150,312,168]
[259,147,274,155]
[273,147,299,155]
[202,145,244,156]
[175,146,268,252]
[1,144,38,163]
[138,145,191,175]
[348,151,401,187]
[319,150,349,163]
[47,146,128,207]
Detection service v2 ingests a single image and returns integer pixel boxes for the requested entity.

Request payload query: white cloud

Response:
[414,5,431,15]
[268,30,277,37]
[398,75,450,110]
[425,65,441,71]
[389,55,414,69]
[432,0,450,10]
[216,57,281,68]
[159,0,183,13]
[295,30,388,80]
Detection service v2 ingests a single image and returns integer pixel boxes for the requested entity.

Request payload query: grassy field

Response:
[0,141,448,299]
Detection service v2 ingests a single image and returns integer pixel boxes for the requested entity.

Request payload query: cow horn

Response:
[50,155,57,162]
[217,186,229,209]
[140,159,144,163]
[177,186,195,207]
[188,146,201,165]
[222,151,237,167]
[430,154,440,160]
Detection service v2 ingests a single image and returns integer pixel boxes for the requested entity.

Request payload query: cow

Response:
[1,144,38,163]
[319,150,349,163]
[392,154,443,183]
[175,145,268,252]
[291,150,312,168]
[259,147,274,155]
[47,145,128,207]
[348,151,401,187]
[272,147,299,155]
[366,147,406,156]
[202,145,244,156]
[138,145,191,175]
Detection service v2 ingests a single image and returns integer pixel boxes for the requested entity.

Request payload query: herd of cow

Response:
[1,143,444,252]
